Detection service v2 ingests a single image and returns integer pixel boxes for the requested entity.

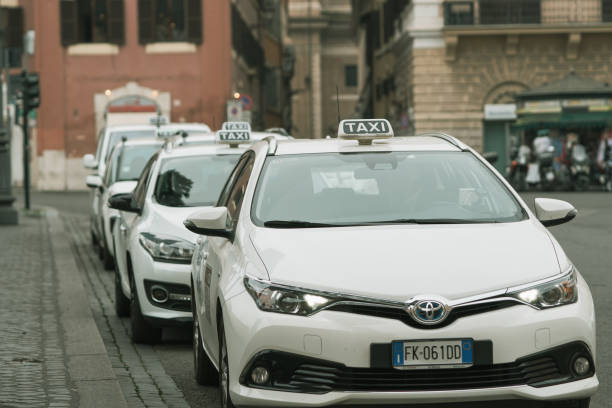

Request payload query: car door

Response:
[116,154,158,293]
[199,153,255,359]
[90,129,107,235]
[99,146,119,251]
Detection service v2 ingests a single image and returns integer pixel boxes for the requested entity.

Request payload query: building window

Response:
[138,0,202,44]
[231,5,264,68]
[60,0,125,46]
[603,0,612,22]
[479,0,540,25]
[345,65,358,88]
[265,68,280,111]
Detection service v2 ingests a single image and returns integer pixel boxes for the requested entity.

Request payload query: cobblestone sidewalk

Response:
[0,209,127,408]
[64,214,190,408]
[0,212,74,407]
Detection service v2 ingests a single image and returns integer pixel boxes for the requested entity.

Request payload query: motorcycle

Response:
[506,145,530,191]
[535,142,556,191]
[569,144,590,191]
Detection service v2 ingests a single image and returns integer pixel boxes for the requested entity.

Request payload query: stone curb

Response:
[45,207,128,408]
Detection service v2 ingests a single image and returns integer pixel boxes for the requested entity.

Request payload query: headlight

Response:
[139,233,195,264]
[510,267,578,309]
[244,276,336,315]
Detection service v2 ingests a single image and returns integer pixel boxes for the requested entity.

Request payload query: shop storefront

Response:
[513,72,612,182]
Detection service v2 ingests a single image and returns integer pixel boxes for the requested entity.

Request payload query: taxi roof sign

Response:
[338,119,393,145]
[216,129,250,147]
[221,121,251,131]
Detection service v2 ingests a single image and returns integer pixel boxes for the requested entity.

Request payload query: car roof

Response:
[268,136,463,155]
[120,138,164,147]
[105,125,156,133]
[158,143,248,159]
[162,123,212,132]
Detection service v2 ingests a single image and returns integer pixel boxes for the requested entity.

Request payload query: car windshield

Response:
[113,145,160,182]
[105,130,156,162]
[252,151,526,226]
[154,155,241,207]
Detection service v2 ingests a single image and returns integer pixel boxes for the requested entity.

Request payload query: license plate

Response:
[392,339,473,369]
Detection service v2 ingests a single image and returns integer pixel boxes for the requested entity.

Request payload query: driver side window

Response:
[132,154,158,210]
[219,152,255,231]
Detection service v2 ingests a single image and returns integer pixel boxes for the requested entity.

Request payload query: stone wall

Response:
[409,33,612,150]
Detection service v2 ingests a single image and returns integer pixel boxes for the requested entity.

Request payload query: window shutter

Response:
[59,0,78,46]
[5,7,24,49]
[138,0,155,44]
[186,0,202,44]
[107,0,125,45]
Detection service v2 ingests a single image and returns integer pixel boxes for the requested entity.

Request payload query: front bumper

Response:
[131,244,192,325]
[222,277,597,406]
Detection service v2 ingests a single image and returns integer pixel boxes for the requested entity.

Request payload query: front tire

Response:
[100,229,114,270]
[113,232,130,317]
[129,274,162,344]
[193,283,218,385]
[114,270,130,317]
[218,317,236,408]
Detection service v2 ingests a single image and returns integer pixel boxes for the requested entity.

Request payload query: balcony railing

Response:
[444,0,612,26]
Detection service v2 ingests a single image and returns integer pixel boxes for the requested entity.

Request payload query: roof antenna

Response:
[336,85,341,127]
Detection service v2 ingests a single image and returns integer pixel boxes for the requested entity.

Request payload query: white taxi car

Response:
[185,120,597,407]
[84,122,211,258]
[109,124,284,343]
[88,138,163,269]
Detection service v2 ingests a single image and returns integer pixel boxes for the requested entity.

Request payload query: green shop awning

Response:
[513,111,612,129]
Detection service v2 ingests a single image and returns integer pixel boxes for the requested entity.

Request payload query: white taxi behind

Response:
[186,120,596,407]
[109,124,283,343]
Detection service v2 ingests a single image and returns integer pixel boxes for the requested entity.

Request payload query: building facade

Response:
[13,0,285,190]
[354,0,612,172]
[285,0,363,139]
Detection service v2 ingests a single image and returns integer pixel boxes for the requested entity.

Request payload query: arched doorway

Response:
[93,81,171,135]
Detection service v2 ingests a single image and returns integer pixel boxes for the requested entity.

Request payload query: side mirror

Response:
[108,193,140,214]
[534,198,577,227]
[86,174,102,189]
[184,207,231,239]
[83,154,98,169]
[482,151,498,164]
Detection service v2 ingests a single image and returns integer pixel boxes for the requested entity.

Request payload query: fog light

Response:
[573,356,590,376]
[151,285,169,303]
[250,366,270,385]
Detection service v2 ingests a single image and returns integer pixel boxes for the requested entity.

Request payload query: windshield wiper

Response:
[263,220,340,228]
[371,218,498,225]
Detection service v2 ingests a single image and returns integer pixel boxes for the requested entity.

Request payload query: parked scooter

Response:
[506,145,530,191]
[534,138,557,191]
[569,144,590,191]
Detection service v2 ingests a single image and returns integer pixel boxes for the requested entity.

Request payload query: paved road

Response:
[35,190,612,407]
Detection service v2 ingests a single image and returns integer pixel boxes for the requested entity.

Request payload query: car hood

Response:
[250,220,561,302]
[148,203,207,243]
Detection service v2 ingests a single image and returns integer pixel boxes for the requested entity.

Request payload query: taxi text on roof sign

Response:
[217,130,250,143]
[222,121,251,131]
[338,119,393,144]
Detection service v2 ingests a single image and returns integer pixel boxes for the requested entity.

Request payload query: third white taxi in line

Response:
[185,119,597,407]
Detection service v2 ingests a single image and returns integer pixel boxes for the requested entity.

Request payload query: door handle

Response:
[202,251,208,260]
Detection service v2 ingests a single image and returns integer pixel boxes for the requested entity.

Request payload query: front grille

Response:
[328,300,519,329]
[240,342,593,394]
[289,357,561,392]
